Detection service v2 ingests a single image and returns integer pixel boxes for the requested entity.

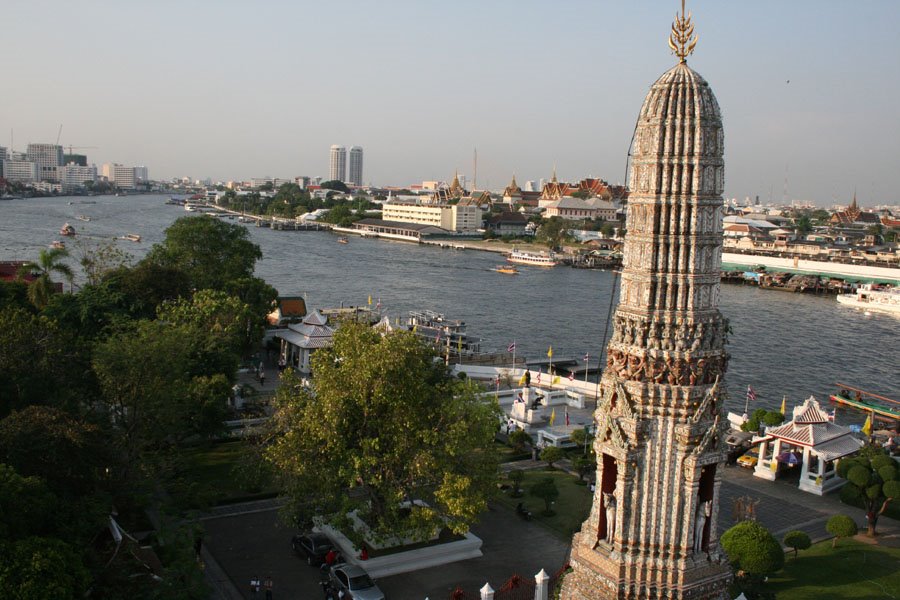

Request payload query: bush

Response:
[540,446,564,468]
[530,477,559,516]
[720,521,785,575]
[826,514,858,548]
[508,430,531,453]
[782,530,811,557]
[573,456,595,482]
[509,469,525,498]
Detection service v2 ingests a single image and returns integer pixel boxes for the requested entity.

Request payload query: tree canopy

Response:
[720,520,785,575]
[837,446,900,536]
[267,323,500,542]
[145,216,262,290]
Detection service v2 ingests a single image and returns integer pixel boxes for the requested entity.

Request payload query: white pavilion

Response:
[276,309,335,374]
[753,396,863,495]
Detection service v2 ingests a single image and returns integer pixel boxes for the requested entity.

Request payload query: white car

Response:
[328,564,385,600]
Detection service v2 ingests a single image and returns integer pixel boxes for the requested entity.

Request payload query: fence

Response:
[445,565,570,600]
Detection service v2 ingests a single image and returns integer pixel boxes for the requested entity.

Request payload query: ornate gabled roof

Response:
[766,397,854,448]
[503,175,522,197]
[302,309,328,327]
[792,396,829,424]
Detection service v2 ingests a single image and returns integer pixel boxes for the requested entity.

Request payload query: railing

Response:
[447,566,569,600]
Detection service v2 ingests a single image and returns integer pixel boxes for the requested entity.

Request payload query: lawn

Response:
[173,440,278,509]
[495,468,593,540]
[766,538,900,599]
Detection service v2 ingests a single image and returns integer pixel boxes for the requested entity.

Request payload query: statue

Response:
[604,493,617,543]
[693,500,711,553]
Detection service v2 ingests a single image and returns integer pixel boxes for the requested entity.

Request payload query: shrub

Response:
[782,530,811,557]
[530,477,559,516]
[826,514,858,548]
[720,520,785,575]
[508,430,532,453]
[540,446,565,469]
[509,469,525,498]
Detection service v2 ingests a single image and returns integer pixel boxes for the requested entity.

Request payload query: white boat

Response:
[836,284,900,316]
[120,233,142,242]
[507,249,559,267]
[76,214,91,222]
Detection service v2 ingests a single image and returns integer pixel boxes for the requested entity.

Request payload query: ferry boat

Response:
[836,284,900,316]
[337,237,349,244]
[830,383,900,422]
[507,249,558,267]
[491,265,519,275]
[407,310,481,356]
[120,233,142,243]
[59,223,76,236]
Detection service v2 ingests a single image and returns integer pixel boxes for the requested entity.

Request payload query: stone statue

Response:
[693,500,711,553]
[604,493,617,543]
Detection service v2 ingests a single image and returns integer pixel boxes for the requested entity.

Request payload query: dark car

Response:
[328,564,385,600]
[291,532,334,566]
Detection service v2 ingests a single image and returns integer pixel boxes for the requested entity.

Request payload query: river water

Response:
[1,194,897,420]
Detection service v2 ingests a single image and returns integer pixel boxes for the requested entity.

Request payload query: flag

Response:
[584,353,590,362]
[827,410,835,422]
[862,413,872,436]
[547,346,553,358]
[552,375,560,385]
[376,298,382,310]
[549,408,556,426]
[565,407,570,427]
[458,336,462,352]
[508,342,516,353]
[536,372,541,384]
[746,385,757,403]
[368,295,372,305]
[435,331,441,344]
[518,372,528,385]
[495,376,500,388]
[412,324,417,333]
[780,396,786,415]
[568,371,575,382]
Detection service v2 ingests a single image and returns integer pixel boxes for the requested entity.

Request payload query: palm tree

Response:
[17,247,74,309]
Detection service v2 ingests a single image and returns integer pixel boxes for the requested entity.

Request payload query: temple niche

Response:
[560,2,732,598]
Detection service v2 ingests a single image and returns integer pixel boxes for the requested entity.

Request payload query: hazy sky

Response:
[4,1,899,205]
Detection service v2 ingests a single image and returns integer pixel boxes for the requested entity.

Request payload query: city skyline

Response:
[3,1,899,204]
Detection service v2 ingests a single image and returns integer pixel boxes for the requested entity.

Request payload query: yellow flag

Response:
[862,413,872,436]
[549,408,556,426]
[780,396,786,415]
[518,372,528,385]
[547,346,553,358]
[368,295,372,305]
[412,324,417,333]
[457,336,462,351]
[552,375,560,385]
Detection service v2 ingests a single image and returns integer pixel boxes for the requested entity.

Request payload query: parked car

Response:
[737,447,759,469]
[291,532,334,566]
[328,563,385,600]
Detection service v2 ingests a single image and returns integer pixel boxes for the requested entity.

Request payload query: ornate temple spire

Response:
[551,165,558,183]
[668,0,698,64]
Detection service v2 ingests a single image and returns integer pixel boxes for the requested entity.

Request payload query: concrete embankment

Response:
[723,252,899,284]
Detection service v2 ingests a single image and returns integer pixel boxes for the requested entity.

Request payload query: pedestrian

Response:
[259,370,266,386]
[321,548,338,571]
[278,357,286,372]
[250,575,261,597]
[264,575,273,600]
[524,370,531,387]
[359,546,368,561]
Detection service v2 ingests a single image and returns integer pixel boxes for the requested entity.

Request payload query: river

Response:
[1,194,897,420]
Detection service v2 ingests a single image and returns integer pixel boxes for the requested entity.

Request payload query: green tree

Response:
[720,520,785,575]
[538,217,571,250]
[530,477,559,516]
[320,180,350,193]
[573,455,595,483]
[826,514,858,548]
[508,429,532,453]
[782,530,811,558]
[145,216,262,291]
[75,239,132,286]
[794,215,813,236]
[157,289,257,361]
[0,536,90,599]
[540,445,564,469]
[837,447,900,536]
[266,323,500,542]
[0,464,59,540]
[17,247,74,309]
[569,428,593,454]
[508,469,525,497]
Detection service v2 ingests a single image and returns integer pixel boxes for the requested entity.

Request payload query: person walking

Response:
[250,575,261,597]
[264,575,273,599]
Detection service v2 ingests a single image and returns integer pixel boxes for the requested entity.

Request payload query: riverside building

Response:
[26,143,64,182]
[382,200,482,233]
[561,2,732,598]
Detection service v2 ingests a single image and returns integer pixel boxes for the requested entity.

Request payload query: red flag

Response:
[568,371,575,382]
[565,407,570,427]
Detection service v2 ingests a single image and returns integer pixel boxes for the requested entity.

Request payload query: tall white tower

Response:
[329,145,347,182]
[348,146,364,186]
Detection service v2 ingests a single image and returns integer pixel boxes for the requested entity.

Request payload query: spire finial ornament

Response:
[668,0,698,63]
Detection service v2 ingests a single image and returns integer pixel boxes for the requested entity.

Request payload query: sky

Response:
[3,0,899,205]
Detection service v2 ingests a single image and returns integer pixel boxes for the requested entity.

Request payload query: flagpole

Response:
[744,385,750,416]
[584,353,590,385]
[513,341,516,375]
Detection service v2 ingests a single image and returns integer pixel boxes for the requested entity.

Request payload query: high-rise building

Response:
[59,164,98,192]
[102,163,137,189]
[26,143,64,182]
[348,146,364,186]
[561,4,731,599]
[329,145,347,182]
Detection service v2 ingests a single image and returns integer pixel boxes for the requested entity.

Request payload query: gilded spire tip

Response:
[669,0,698,64]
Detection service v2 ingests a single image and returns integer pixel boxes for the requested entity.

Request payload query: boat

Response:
[121,233,142,242]
[836,284,900,316]
[76,214,91,222]
[830,383,900,422]
[337,237,349,244]
[506,249,558,267]
[59,223,76,236]
[491,265,519,275]
[407,310,482,357]
[184,204,197,212]
[50,240,65,249]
